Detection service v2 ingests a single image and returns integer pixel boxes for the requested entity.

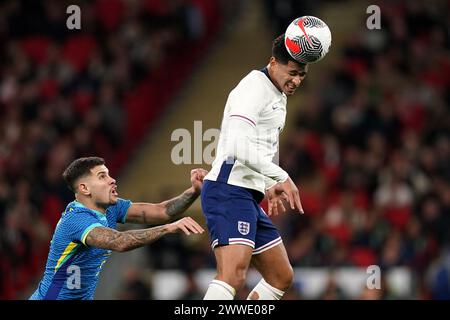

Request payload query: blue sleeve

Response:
[63,210,104,245]
[113,198,133,224]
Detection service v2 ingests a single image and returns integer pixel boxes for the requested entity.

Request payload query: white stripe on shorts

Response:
[211,238,256,249]
[211,239,219,250]
[252,236,282,255]
[229,238,255,248]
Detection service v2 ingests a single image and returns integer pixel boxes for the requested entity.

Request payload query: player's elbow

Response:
[150,203,171,223]
[115,246,127,253]
[110,244,126,252]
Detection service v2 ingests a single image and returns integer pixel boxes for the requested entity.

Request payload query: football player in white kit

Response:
[201,34,307,300]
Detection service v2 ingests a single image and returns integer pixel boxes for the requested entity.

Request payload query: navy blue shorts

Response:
[201,180,282,255]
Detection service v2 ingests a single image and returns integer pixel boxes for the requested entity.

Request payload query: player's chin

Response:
[109,194,119,204]
[284,89,296,96]
[284,85,297,96]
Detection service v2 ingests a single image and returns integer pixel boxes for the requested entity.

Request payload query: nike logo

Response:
[272,103,283,110]
[285,37,301,54]
[296,18,313,45]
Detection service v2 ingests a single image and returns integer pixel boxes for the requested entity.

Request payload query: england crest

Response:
[238,221,250,236]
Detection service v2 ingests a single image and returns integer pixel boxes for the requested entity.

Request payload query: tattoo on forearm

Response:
[140,210,148,224]
[87,226,168,252]
[165,189,198,217]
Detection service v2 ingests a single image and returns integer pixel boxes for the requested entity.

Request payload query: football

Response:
[284,16,332,64]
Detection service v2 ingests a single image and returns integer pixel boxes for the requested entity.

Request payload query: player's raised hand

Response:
[167,217,205,235]
[266,184,289,216]
[190,168,208,193]
[277,177,304,214]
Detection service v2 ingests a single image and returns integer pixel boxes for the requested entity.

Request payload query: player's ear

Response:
[77,182,90,196]
[269,56,277,67]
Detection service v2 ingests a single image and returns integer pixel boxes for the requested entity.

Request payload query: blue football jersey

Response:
[29,198,132,300]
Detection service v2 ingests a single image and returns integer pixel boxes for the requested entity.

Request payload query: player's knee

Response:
[269,264,294,291]
[219,265,248,290]
[233,268,248,290]
[279,264,294,290]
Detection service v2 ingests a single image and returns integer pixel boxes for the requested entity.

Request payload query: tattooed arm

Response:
[85,217,204,252]
[125,187,198,224]
[124,168,208,225]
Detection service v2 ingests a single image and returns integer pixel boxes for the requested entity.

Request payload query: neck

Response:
[266,64,282,93]
[75,195,107,214]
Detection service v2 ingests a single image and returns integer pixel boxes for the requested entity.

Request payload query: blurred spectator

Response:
[178,270,203,300]
[117,267,152,300]
[320,274,347,300]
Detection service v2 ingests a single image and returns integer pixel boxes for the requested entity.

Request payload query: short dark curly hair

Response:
[272,34,306,66]
[62,157,105,192]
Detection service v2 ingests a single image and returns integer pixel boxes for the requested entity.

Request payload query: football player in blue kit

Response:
[30,156,206,300]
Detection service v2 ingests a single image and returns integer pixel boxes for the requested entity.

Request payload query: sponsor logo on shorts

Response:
[238,221,250,235]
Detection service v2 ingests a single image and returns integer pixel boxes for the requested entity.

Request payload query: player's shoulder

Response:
[63,201,84,214]
[109,198,132,210]
[240,70,267,85]
[106,198,132,214]
[232,70,271,97]
[61,201,101,222]
[243,69,279,92]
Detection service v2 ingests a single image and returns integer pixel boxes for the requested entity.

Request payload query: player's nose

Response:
[292,76,301,86]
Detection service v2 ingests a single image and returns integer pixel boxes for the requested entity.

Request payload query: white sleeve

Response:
[227,72,264,128]
[264,176,278,190]
[224,118,289,183]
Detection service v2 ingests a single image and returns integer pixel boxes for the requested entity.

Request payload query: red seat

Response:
[72,90,94,116]
[95,0,125,32]
[349,247,377,267]
[39,78,59,101]
[19,36,51,65]
[325,224,351,246]
[41,195,64,230]
[383,206,411,230]
[62,35,97,73]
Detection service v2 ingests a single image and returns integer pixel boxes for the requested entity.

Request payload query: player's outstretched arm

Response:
[125,168,208,225]
[85,217,204,252]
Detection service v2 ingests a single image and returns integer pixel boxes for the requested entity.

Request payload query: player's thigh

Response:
[214,244,253,275]
[251,242,293,286]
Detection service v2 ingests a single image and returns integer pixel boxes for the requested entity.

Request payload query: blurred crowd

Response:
[0,0,231,299]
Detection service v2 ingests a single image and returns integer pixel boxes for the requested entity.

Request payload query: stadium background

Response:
[0,0,449,300]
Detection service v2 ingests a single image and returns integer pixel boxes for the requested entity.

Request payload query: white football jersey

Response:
[205,69,289,194]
